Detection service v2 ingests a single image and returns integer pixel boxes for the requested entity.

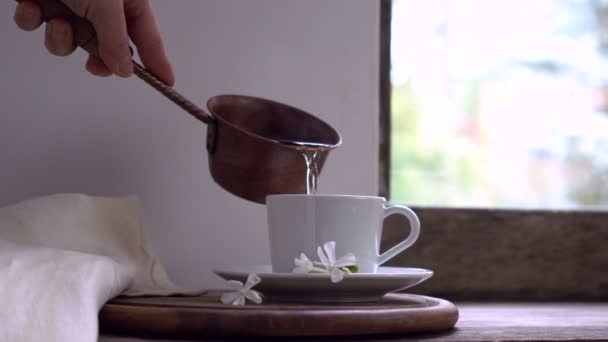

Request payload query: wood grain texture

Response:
[381,207,608,300]
[402,302,608,341]
[99,292,458,338]
[100,302,608,341]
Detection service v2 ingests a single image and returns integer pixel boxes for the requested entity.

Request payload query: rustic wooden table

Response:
[99,302,608,341]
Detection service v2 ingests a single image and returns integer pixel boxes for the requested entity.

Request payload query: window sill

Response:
[100,302,608,341]
[381,207,608,301]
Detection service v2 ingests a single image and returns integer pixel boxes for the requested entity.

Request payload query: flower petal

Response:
[225,280,244,290]
[299,253,310,262]
[221,291,241,305]
[233,296,246,306]
[294,253,312,267]
[245,290,263,304]
[317,246,330,267]
[334,253,357,268]
[244,273,261,290]
[293,265,311,273]
[323,241,337,264]
[329,267,344,283]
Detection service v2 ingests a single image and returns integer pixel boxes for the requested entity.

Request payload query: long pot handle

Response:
[15,0,213,125]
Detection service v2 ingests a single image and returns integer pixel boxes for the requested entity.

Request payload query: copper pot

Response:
[206,95,340,203]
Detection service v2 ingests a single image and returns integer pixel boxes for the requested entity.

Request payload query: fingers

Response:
[15,0,173,83]
[16,2,77,57]
[85,55,113,77]
[44,18,76,56]
[63,0,133,78]
[125,0,175,85]
[14,0,43,31]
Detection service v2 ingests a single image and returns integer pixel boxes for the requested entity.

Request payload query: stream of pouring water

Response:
[302,150,319,195]
[276,140,331,195]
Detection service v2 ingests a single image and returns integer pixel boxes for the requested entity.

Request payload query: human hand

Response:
[13,0,175,86]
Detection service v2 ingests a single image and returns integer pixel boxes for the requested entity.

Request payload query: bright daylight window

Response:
[390,0,608,209]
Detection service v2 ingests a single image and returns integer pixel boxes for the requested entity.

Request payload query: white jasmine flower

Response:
[293,253,314,273]
[220,273,263,305]
[315,241,357,283]
[291,241,358,283]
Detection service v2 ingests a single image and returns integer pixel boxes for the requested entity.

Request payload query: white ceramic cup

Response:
[266,194,420,273]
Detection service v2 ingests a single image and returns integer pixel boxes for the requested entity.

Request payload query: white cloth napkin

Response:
[0,193,199,342]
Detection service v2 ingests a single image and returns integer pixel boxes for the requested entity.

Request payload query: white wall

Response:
[0,0,379,288]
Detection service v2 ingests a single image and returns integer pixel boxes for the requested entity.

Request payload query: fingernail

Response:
[118,56,132,75]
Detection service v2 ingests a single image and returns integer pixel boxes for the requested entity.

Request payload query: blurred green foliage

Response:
[390,83,485,206]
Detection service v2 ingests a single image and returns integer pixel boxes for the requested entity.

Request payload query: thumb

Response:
[63,0,132,77]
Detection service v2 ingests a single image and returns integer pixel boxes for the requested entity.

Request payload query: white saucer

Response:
[213,265,433,303]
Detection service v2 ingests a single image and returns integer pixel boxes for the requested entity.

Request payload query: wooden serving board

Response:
[99,291,459,338]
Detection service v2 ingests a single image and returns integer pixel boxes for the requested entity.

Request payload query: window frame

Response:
[379,0,391,199]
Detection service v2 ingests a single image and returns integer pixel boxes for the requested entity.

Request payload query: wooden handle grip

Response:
[15,0,213,124]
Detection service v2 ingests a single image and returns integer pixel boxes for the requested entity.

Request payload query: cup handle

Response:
[378,204,420,265]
